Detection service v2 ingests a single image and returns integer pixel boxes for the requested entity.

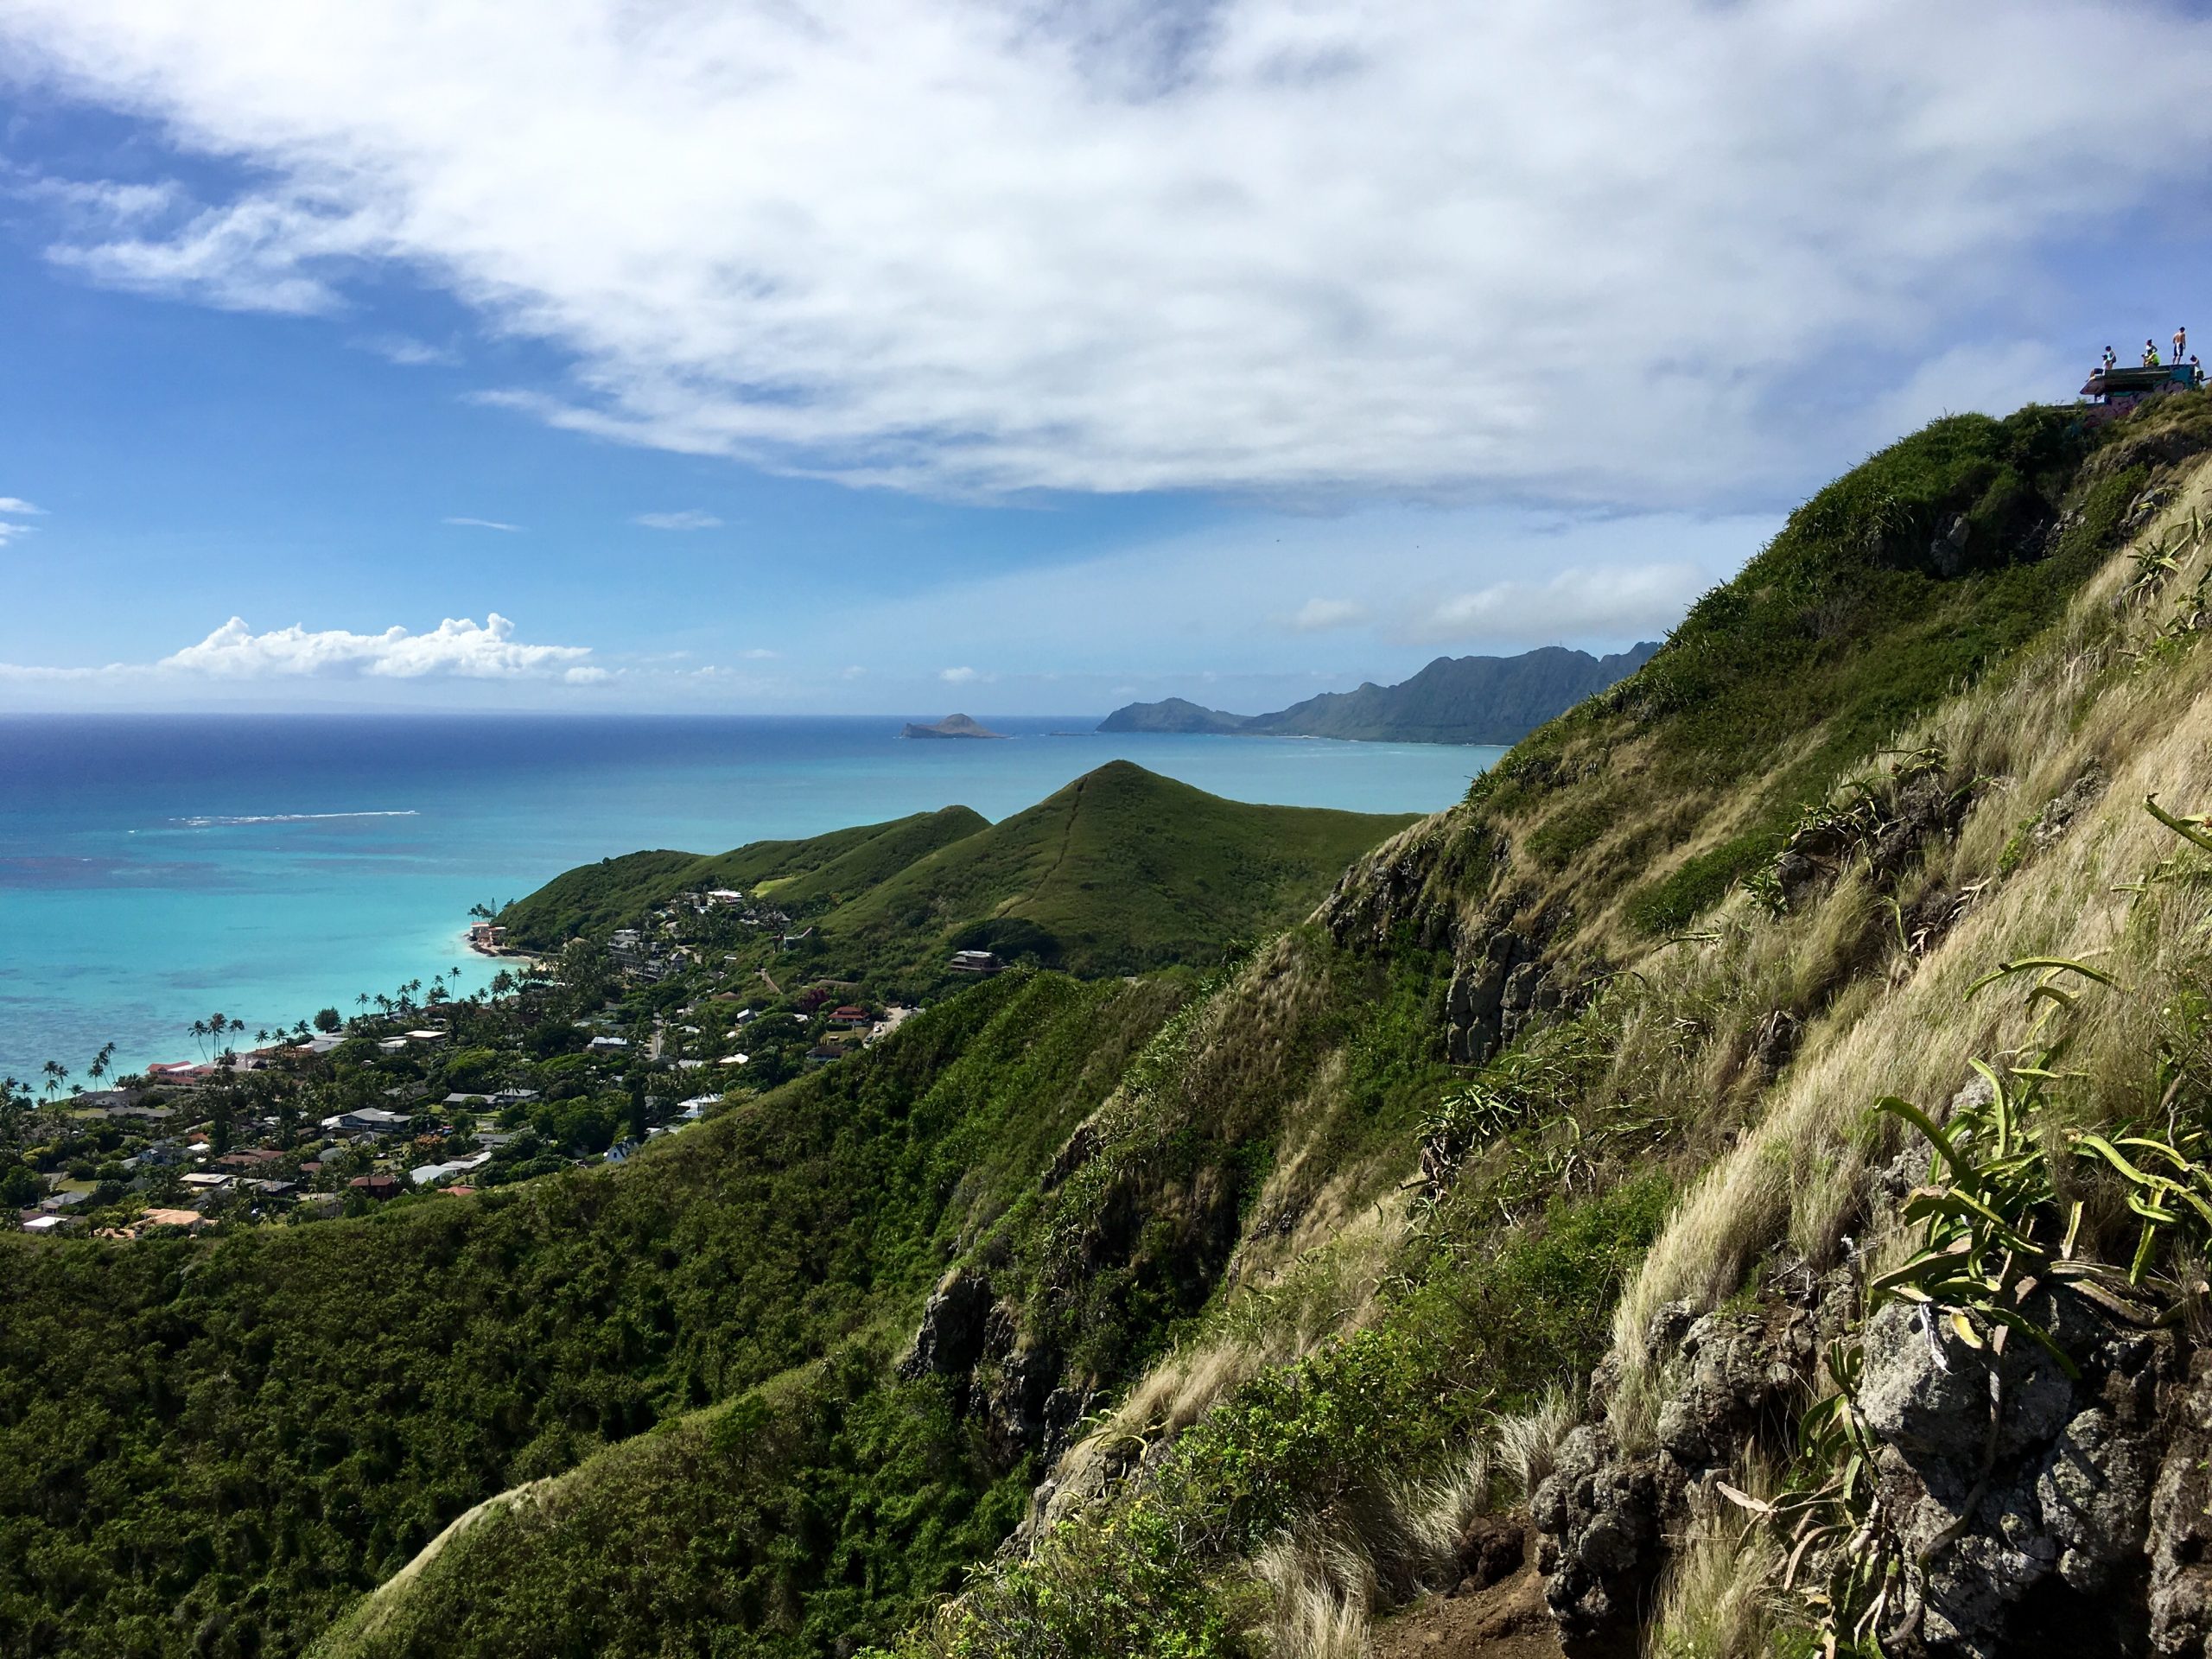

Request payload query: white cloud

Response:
[1283,597,1368,633]
[0,497,42,548]
[741,647,779,660]
[42,186,389,315]
[7,1,2209,505]
[157,613,593,678]
[939,665,979,684]
[442,515,523,532]
[633,510,723,531]
[1416,564,1709,646]
[359,333,459,367]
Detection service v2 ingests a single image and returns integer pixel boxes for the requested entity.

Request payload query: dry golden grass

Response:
[1644,1457,1783,1659]
[1493,1386,1577,1498]
[1252,1446,1492,1658]
[1607,456,2212,1413]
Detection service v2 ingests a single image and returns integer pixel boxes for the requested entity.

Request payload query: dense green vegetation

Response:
[0,972,1179,1658]
[828,763,1415,979]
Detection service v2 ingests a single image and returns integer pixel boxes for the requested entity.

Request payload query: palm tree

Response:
[86,1043,115,1086]
[41,1059,68,1101]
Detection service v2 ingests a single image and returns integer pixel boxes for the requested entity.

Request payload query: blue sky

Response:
[3,0,2210,715]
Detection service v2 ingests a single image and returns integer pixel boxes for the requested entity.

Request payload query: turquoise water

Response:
[0,715,1499,1081]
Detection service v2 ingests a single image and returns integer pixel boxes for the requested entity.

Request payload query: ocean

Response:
[0,715,1500,1081]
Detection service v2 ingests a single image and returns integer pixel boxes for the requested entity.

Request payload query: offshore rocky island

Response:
[10,391,2212,1659]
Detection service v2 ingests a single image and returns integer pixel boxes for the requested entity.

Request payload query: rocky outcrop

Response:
[1852,1287,2169,1657]
[1532,1262,2198,1659]
[1440,927,1562,1065]
[898,1267,996,1380]
[1534,1300,1822,1656]
[898,1271,1095,1474]
[2148,1354,2212,1654]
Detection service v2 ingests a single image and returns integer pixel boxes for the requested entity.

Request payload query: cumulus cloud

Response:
[157,613,593,678]
[1283,597,1368,633]
[442,515,523,531]
[0,498,45,515]
[633,510,722,531]
[1415,564,1709,646]
[7,1,2210,505]
[939,665,980,684]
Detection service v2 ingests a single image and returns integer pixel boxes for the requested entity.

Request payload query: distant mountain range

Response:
[1097,642,1662,745]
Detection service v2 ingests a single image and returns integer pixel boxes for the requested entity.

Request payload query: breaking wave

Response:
[171,810,422,828]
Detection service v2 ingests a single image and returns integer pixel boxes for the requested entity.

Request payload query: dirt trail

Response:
[1373,1561,1565,1659]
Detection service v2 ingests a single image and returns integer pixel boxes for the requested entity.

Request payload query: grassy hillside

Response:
[1326,403,2179,963]
[887,395,2212,1658]
[821,761,1416,976]
[499,807,987,949]
[504,762,1414,982]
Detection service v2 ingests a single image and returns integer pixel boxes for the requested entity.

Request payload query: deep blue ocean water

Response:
[0,715,1500,1081]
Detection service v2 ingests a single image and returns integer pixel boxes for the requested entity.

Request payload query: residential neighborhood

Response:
[4,893,931,1239]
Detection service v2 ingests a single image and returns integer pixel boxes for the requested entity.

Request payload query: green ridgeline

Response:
[503,760,1418,982]
[1395,401,2207,944]
[823,761,1420,978]
[497,806,990,949]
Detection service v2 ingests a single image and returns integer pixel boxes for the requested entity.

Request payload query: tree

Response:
[627,1075,649,1146]
[86,1043,115,1087]
[41,1059,69,1101]
[192,1014,231,1061]
[315,1007,343,1033]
